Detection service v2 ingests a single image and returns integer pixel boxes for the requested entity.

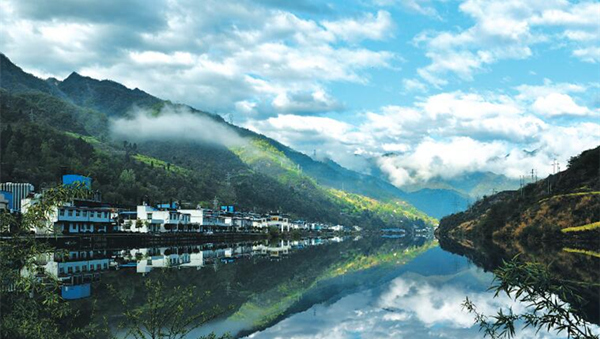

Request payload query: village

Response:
[1,174,356,235]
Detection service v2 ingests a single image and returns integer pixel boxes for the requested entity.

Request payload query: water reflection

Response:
[247,248,573,339]
[35,237,351,300]
[33,232,598,338]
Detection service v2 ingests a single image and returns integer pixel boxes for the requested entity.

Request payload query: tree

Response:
[0,185,102,339]
[135,218,144,230]
[463,256,599,339]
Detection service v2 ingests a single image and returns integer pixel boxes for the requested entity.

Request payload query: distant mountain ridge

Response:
[1,53,440,228]
[0,53,472,219]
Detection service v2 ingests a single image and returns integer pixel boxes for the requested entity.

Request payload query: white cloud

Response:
[247,83,598,187]
[573,47,600,63]
[532,93,592,116]
[402,78,428,92]
[415,0,600,85]
[373,0,440,18]
[110,105,247,147]
[0,0,396,119]
[322,10,394,42]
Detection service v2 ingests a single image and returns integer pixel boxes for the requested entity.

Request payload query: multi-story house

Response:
[131,204,192,233]
[22,196,116,234]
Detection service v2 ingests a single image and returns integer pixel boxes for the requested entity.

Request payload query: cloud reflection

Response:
[247,265,566,339]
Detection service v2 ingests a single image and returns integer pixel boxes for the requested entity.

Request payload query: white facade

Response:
[130,205,192,233]
[22,198,114,234]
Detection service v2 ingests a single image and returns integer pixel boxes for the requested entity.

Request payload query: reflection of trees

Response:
[110,278,230,339]
[439,234,600,326]
[0,185,102,338]
[86,236,435,337]
[463,257,599,339]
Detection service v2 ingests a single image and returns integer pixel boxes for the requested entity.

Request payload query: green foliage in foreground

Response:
[0,186,227,339]
[561,221,600,233]
[1,185,99,339]
[463,256,600,339]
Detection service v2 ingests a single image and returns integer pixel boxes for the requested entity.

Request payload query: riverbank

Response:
[0,229,361,249]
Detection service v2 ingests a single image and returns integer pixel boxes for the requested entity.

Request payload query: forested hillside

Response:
[437,146,600,243]
[0,53,436,229]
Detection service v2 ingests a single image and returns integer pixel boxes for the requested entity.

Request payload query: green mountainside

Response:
[437,146,600,244]
[0,53,436,229]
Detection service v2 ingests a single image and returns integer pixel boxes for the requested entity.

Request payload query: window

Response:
[75,210,80,217]
[59,267,64,274]
[147,213,152,220]
[82,211,87,217]
[68,210,73,217]
[59,209,65,216]
[67,267,73,273]
[103,263,108,269]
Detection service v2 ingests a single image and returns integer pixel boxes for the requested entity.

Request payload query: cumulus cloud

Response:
[415,0,600,85]
[110,105,246,147]
[0,0,395,119]
[532,93,592,116]
[247,82,599,187]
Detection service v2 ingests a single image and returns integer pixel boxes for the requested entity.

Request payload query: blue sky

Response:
[1,0,598,186]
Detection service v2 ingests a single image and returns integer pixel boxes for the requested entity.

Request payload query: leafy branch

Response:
[463,256,600,339]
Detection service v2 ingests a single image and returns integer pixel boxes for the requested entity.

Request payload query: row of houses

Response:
[3,175,349,235]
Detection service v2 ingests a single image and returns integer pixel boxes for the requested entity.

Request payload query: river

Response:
[39,233,599,338]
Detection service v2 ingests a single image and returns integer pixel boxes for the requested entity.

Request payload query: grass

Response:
[563,247,600,259]
[132,153,188,174]
[64,131,101,145]
[561,221,600,233]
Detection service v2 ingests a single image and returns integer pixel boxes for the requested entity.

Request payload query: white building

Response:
[22,197,115,234]
[266,214,291,232]
[129,205,192,233]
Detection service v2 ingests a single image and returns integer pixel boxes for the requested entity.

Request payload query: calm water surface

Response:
[45,234,599,338]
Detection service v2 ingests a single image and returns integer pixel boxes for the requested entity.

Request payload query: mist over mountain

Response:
[1,53,457,225]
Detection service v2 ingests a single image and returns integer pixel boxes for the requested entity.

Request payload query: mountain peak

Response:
[63,71,87,82]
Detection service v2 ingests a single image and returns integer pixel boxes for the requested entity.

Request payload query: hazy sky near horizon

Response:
[1,0,599,185]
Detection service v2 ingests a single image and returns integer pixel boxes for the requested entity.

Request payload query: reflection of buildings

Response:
[36,250,114,299]
[121,244,255,274]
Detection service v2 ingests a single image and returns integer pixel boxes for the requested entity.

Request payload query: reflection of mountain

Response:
[438,232,600,326]
[64,236,435,337]
[249,247,559,339]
